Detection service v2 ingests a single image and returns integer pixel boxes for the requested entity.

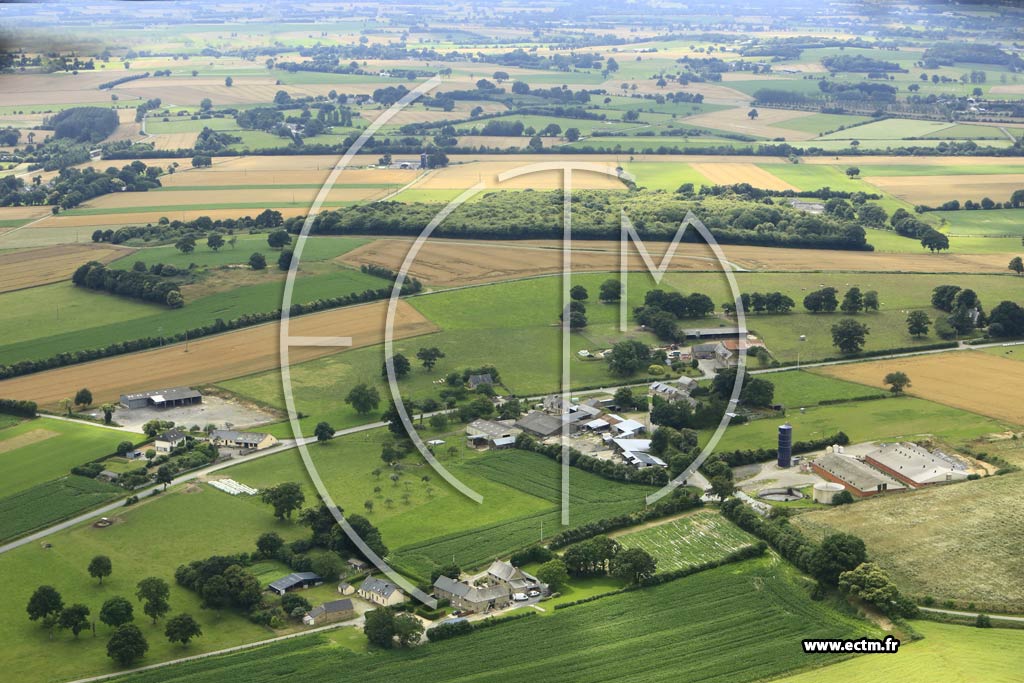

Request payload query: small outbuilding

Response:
[303,598,355,626]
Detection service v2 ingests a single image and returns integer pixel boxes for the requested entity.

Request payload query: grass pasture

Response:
[813,351,1024,426]
[615,510,759,572]
[776,620,1024,683]
[0,418,127,500]
[112,558,877,683]
[794,472,1024,612]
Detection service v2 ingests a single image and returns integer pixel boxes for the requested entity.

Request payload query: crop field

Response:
[814,351,1024,426]
[149,131,201,150]
[688,163,797,190]
[771,113,871,135]
[0,418,126,500]
[794,472,1024,612]
[76,185,386,211]
[0,298,438,408]
[0,484,311,683]
[777,620,1024,683]
[680,107,818,140]
[864,174,1024,205]
[0,243,134,293]
[0,475,122,543]
[417,160,627,190]
[615,511,758,571]
[115,558,877,683]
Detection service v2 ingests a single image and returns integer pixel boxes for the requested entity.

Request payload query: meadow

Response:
[775,620,1024,683]
[794,472,1024,613]
[224,439,656,582]
[0,484,311,683]
[615,510,759,572]
[0,418,128,500]
[113,557,878,683]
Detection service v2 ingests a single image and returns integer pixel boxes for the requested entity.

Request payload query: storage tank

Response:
[813,481,846,504]
[777,423,793,468]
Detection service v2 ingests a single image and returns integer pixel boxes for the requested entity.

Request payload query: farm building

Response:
[337,582,355,596]
[359,577,406,606]
[432,575,511,613]
[811,453,907,498]
[466,419,521,448]
[154,429,187,454]
[302,599,355,626]
[120,386,202,410]
[347,558,368,572]
[864,442,969,487]
[611,438,667,469]
[683,326,744,340]
[515,411,564,438]
[650,380,697,404]
[209,429,279,451]
[268,572,323,596]
[692,342,732,364]
[485,560,543,593]
[609,416,646,438]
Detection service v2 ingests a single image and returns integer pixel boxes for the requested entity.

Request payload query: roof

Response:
[683,327,745,339]
[866,442,969,485]
[813,454,906,493]
[613,419,645,435]
[622,450,667,468]
[361,576,402,599]
[467,373,494,388]
[466,419,518,439]
[650,381,683,395]
[269,572,322,592]
[211,429,270,443]
[693,342,728,353]
[585,418,609,430]
[515,411,563,437]
[492,436,517,447]
[612,438,652,453]
[573,403,603,418]
[157,429,187,442]
[121,386,201,402]
[307,599,354,618]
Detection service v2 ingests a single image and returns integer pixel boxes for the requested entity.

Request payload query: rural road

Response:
[919,606,1024,624]
[0,421,385,556]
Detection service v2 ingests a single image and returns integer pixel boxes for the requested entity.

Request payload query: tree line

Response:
[72,261,184,308]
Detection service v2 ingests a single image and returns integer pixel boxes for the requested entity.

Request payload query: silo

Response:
[777,423,793,468]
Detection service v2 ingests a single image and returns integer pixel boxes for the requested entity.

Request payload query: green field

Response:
[0,240,385,365]
[225,439,657,581]
[112,557,877,683]
[0,475,122,542]
[0,418,128,500]
[616,510,759,572]
[703,394,1007,453]
[777,620,1024,683]
[818,119,961,140]
[0,484,311,683]
[772,113,871,135]
[759,163,873,193]
[624,161,713,191]
[941,209,1024,237]
[766,370,887,408]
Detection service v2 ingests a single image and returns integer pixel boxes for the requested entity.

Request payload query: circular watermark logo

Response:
[280,78,747,605]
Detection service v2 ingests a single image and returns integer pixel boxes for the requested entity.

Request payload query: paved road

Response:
[0,421,385,555]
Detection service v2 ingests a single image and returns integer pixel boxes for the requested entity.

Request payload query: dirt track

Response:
[0,299,437,408]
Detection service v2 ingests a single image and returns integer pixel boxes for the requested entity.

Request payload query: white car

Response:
[512,592,529,602]
[527,589,541,597]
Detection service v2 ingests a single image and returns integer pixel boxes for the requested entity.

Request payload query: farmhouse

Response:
[120,386,202,410]
[268,572,323,596]
[485,560,543,593]
[466,419,521,448]
[359,577,407,606]
[467,373,495,389]
[515,411,563,438]
[865,442,969,487]
[302,598,355,626]
[209,429,279,451]
[811,453,907,498]
[432,575,511,613]
[650,379,697,404]
[154,428,187,454]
